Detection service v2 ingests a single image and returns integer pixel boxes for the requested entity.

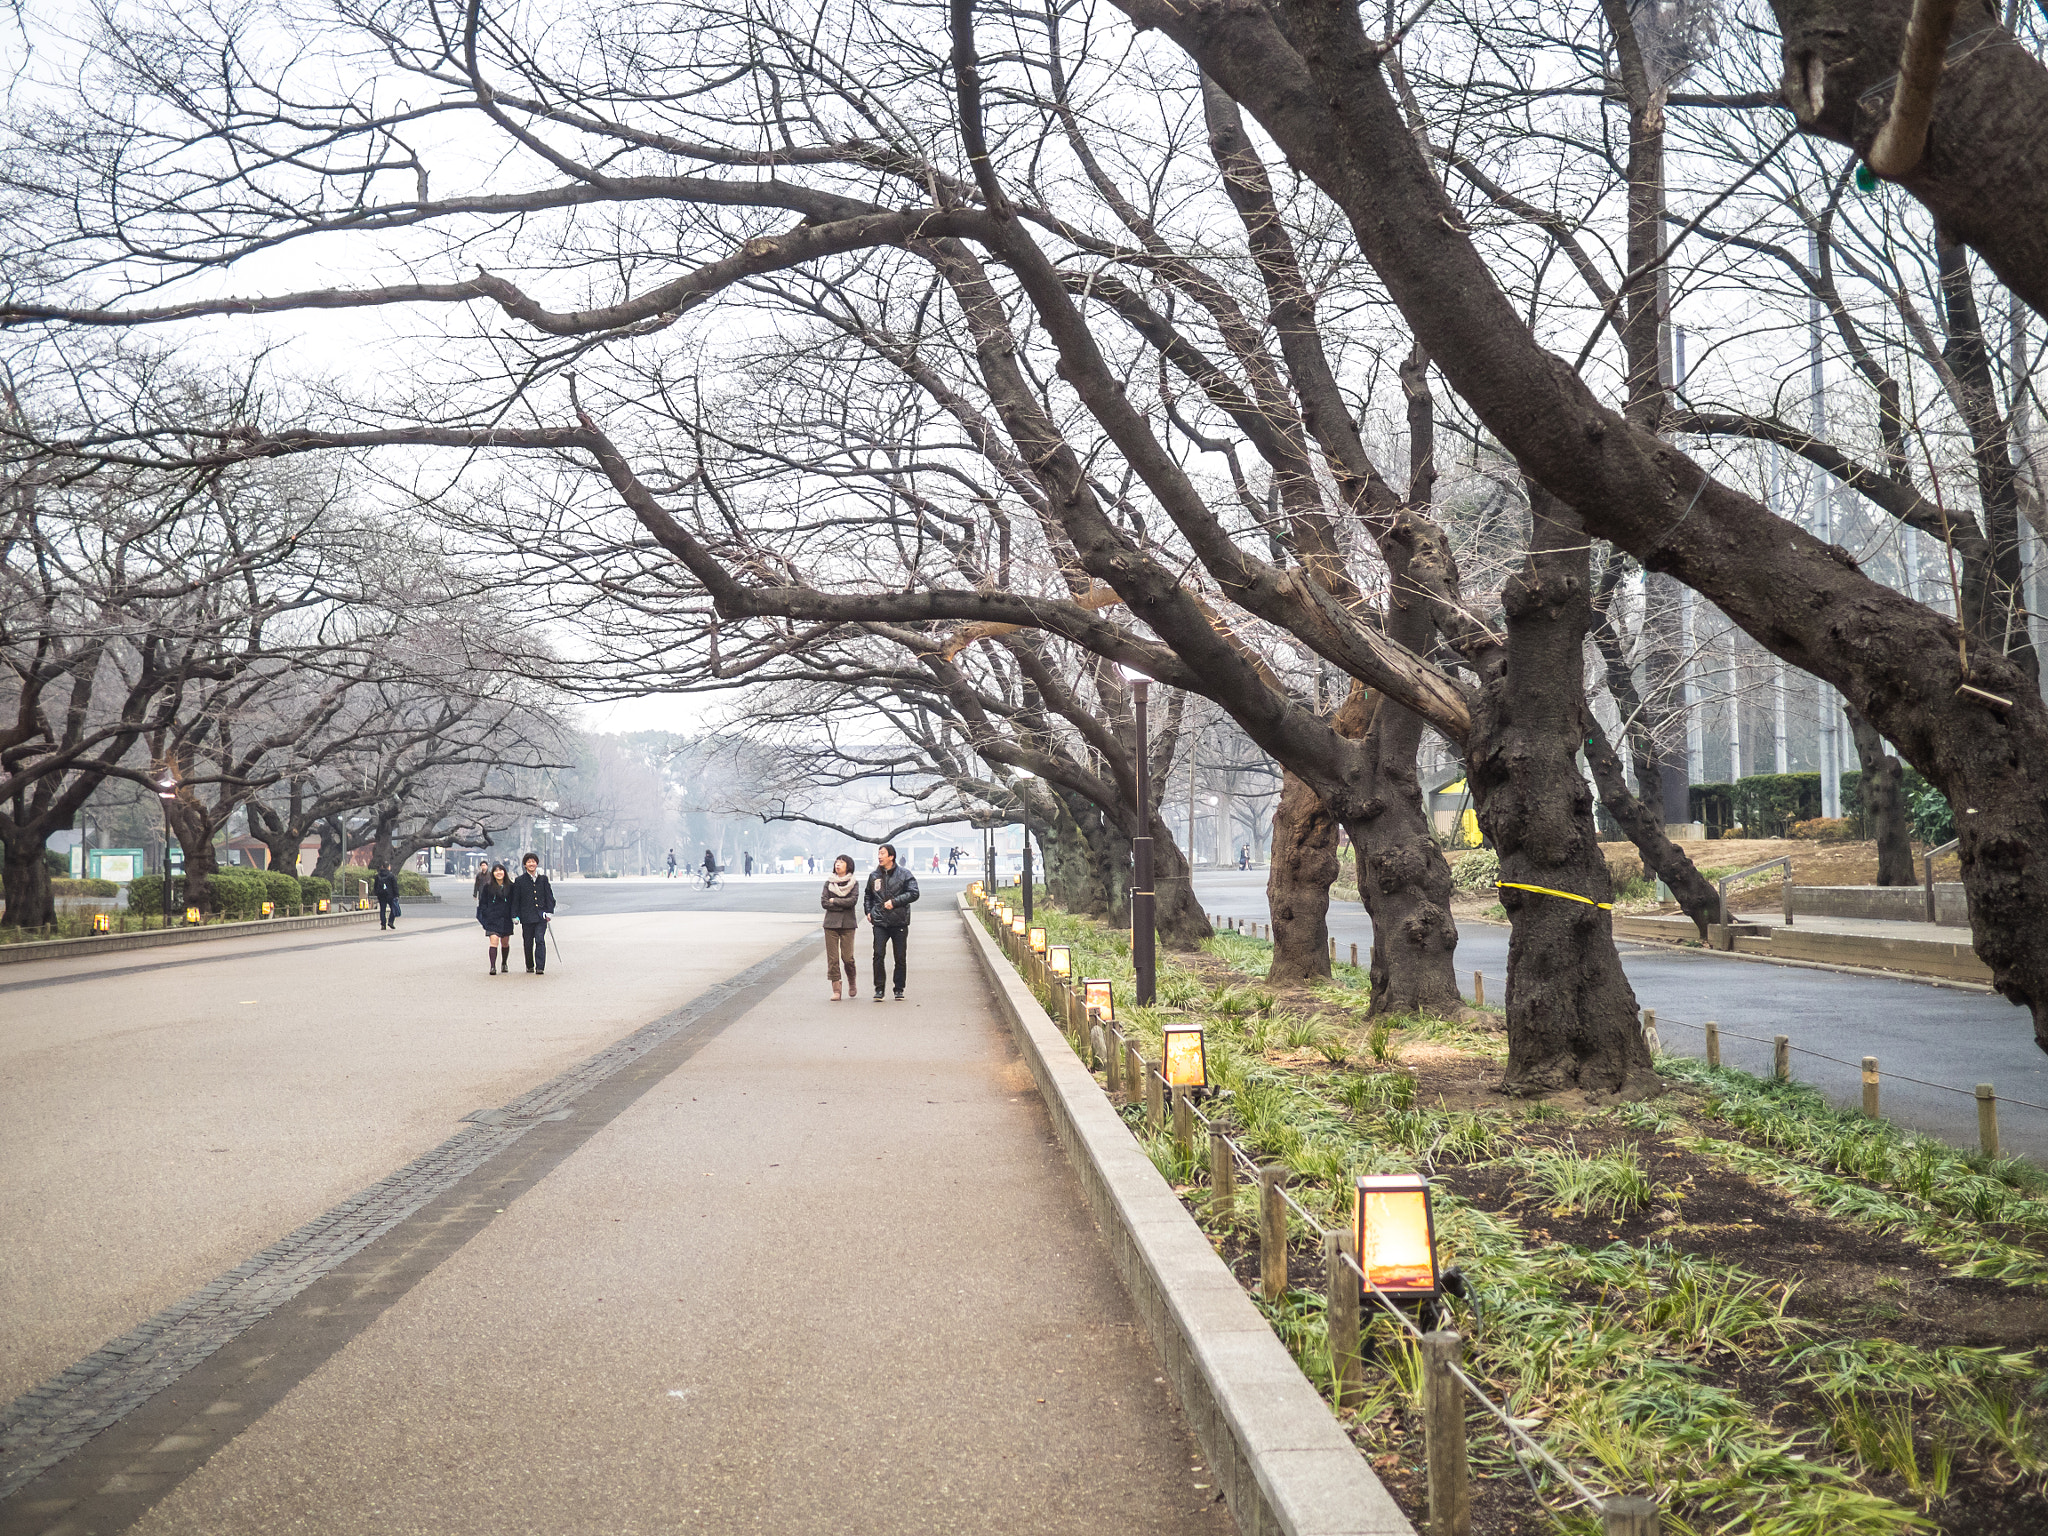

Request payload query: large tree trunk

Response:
[167,801,220,915]
[1771,0,2048,323]
[2,833,55,930]
[1847,707,1916,887]
[1337,682,1464,1019]
[313,817,348,880]
[1266,768,1335,985]
[1042,793,1112,917]
[1472,494,1655,1100]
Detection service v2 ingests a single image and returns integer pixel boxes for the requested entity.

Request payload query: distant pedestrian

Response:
[863,843,920,1000]
[477,863,515,974]
[743,851,754,877]
[373,864,401,929]
[471,862,493,901]
[946,847,959,875]
[666,848,677,879]
[1238,844,1249,871]
[510,853,556,974]
[821,854,860,1001]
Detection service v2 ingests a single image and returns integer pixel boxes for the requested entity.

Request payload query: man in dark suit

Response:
[372,865,401,929]
[510,853,556,974]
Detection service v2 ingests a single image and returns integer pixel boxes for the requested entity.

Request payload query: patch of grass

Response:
[1506,1137,1665,1218]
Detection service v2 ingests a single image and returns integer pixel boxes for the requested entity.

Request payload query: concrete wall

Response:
[1790,884,1966,927]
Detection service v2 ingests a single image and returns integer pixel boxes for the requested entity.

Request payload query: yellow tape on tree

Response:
[1494,881,1614,911]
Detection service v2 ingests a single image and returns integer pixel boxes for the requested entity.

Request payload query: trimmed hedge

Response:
[298,876,332,905]
[1731,773,1821,838]
[52,877,120,897]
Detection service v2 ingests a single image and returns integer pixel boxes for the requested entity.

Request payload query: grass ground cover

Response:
[977,886,2048,1536]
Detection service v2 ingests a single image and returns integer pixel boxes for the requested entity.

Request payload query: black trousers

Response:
[521,920,548,971]
[379,896,398,927]
[871,923,907,994]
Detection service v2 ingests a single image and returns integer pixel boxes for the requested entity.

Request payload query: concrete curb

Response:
[958,898,1415,1536]
[0,910,378,966]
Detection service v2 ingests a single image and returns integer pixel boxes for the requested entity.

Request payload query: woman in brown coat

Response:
[821,854,860,1000]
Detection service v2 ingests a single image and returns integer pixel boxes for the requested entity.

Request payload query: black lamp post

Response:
[155,776,178,928]
[1128,673,1156,1006]
[1021,829,1033,928]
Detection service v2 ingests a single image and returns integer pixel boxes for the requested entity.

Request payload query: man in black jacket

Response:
[372,865,401,930]
[510,853,556,974]
[862,843,920,1000]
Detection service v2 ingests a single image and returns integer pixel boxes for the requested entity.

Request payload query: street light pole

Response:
[1022,829,1033,928]
[156,777,178,928]
[1130,676,1156,1006]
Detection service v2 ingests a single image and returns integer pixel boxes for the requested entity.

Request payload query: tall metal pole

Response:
[1131,678,1156,1006]
[1021,831,1033,927]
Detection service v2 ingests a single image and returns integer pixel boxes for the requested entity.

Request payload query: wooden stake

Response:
[1127,1042,1146,1109]
[1773,1034,1790,1082]
[1601,1495,1660,1535]
[1106,1031,1122,1095]
[1172,1086,1192,1155]
[1146,1059,1165,1131]
[1350,942,1359,968]
[1090,1024,1107,1072]
[1862,1056,1880,1119]
[1472,971,1484,1009]
[1330,936,1337,961]
[1704,1020,1720,1069]
[1210,1130,1236,1223]
[1258,1166,1288,1301]
[1641,1008,1661,1056]
[1978,1083,2000,1159]
[1421,1330,1472,1536]
[1325,1230,1363,1409]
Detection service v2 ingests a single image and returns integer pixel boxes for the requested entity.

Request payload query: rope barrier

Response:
[1494,881,1613,911]
[1467,970,2048,1119]
[1108,1016,1613,1516]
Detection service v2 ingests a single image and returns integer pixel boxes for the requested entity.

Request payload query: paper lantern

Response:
[261,901,274,918]
[1011,916,1027,936]
[1354,1174,1440,1299]
[1029,927,1047,954]
[92,913,111,933]
[1082,978,1115,1023]
[184,906,201,924]
[317,899,330,913]
[1163,1023,1208,1089]
[1047,944,1072,978]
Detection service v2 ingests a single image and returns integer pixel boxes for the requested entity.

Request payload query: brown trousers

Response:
[823,927,856,981]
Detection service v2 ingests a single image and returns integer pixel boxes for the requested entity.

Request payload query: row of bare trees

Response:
[2,350,568,922]
[6,0,2047,1084]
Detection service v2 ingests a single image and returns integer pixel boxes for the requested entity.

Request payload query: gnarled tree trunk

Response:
[2,834,55,930]
[1472,494,1655,1100]
[1266,768,1335,984]
[1336,680,1463,1019]
[1584,716,1721,937]
[1847,706,1916,886]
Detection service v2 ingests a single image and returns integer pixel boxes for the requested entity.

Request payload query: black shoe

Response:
[526,965,536,973]
[873,992,884,1001]
[894,992,905,1000]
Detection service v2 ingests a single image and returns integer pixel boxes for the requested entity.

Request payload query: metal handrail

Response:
[1922,837,1960,924]
[1715,854,1793,929]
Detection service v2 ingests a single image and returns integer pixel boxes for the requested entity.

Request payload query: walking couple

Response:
[820,844,919,1001]
[475,854,557,974]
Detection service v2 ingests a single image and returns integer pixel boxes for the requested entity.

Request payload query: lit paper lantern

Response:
[317,899,330,913]
[261,901,274,918]
[358,897,371,910]
[1354,1174,1440,1299]
[1047,944,1072,978]
[184,906,201,924]
[1029,927,1047,954]
[1163,1023,1208,1089]
[1011,916,1026,936]
[92,913,111,933]
[1082,978,1115,1023]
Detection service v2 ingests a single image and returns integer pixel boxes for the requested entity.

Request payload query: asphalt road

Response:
[1191,871,2048,1162]
[3,874,1228,1536]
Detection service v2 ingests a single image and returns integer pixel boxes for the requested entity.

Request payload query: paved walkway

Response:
[3,898,1229,1535]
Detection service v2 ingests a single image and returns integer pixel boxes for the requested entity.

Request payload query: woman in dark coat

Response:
[477,862,516,974]
[820,854,859,1000]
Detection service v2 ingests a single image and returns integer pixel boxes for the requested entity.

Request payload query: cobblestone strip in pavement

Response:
[0,940,806,1503]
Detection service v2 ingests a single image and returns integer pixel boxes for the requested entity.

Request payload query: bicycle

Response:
[697,866,723,890]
